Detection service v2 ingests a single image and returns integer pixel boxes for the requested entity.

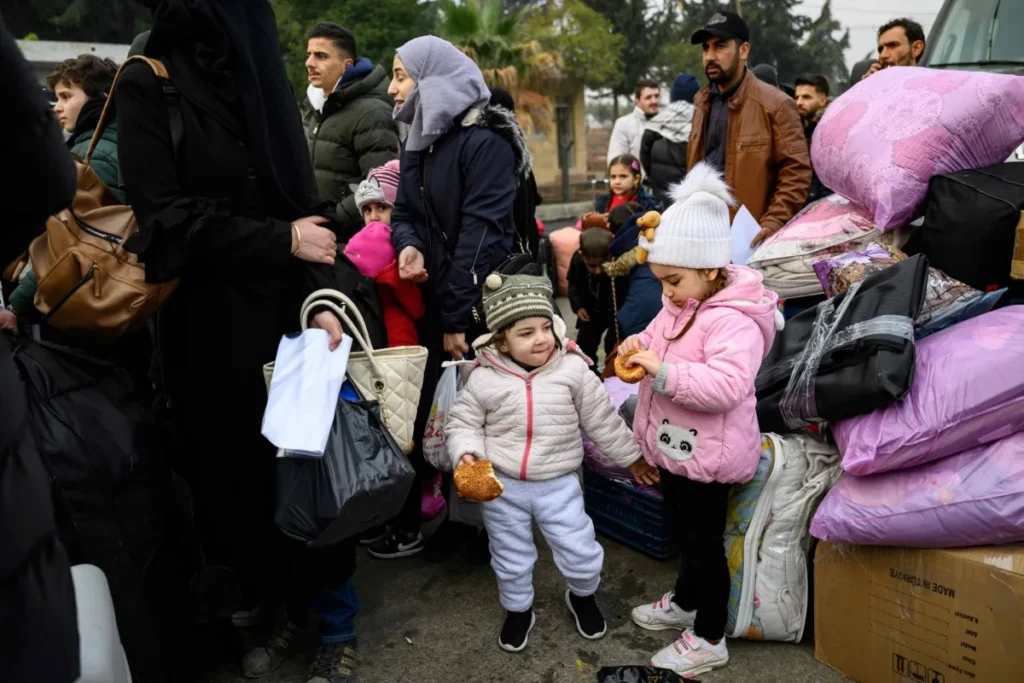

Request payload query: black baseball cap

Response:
[690,11,750,45]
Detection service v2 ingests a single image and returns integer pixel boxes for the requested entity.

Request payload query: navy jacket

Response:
[608,214,664,338]
[391,106,528,333]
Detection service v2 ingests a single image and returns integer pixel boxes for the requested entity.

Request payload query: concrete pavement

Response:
[206,536,850,682]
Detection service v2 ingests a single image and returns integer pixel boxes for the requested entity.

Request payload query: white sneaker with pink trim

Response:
[650,629,729,678]
[631,592,696,631]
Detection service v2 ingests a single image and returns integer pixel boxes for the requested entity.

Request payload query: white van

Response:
[921,0,1024,161]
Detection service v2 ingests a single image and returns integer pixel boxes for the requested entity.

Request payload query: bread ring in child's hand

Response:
[614,349,647,384]
[454,460,504,502]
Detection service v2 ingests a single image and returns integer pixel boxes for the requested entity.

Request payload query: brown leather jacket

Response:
[687,71,811,234]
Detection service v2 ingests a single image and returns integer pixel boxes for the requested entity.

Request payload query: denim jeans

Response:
[309,580,359,644]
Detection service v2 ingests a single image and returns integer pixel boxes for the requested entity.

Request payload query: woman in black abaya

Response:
[117,0,357,678]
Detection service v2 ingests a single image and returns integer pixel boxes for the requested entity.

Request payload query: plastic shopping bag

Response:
[423,365,460,471]
[596,667,689,683]
[275,398,415,547]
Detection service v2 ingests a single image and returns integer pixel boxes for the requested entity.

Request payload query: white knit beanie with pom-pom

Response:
[640,161,736,269]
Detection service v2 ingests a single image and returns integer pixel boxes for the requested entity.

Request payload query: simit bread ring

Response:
[614,349,647,384]
[454,459,504,502]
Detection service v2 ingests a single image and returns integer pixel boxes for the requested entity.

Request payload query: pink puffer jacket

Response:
[631,265,781,483]
[446,321,642,481]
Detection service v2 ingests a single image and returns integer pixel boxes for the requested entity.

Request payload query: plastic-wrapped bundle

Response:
[812,431,1024,548]
[812,66,1024,229]
[755,255,927,432]
[836,306,1024,476]
[813,243,1005,339]
[748,194,905,299]
[725,433,841,641]
[582,381,662,497]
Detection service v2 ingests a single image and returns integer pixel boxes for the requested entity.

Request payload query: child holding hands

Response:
[445,274,658,653]
[621,163,783,678]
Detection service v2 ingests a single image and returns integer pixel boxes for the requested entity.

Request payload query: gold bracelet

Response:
[291,222,302,256]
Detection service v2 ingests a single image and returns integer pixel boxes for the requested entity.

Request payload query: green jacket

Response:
[70,120,125,203]
[307,61,399,237]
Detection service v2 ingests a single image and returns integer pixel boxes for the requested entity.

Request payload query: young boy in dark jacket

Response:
[569,227,615,372]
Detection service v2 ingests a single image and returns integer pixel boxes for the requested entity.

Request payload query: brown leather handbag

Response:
[25,56,180,344]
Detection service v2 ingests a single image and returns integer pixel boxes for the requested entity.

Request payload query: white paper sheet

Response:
[731,205,761,266]
[261,329,353,457]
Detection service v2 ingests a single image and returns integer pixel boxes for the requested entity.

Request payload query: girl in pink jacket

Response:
[620,162,782,678]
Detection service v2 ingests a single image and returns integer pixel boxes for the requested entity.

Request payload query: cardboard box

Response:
[814,542,1024,683]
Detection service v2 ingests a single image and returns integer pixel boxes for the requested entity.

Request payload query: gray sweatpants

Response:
[482,472,604,612]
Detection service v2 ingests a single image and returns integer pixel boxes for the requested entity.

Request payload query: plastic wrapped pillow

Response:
[811,66,1024,229]
[812,430,1024,548]
[835,306,1024,475]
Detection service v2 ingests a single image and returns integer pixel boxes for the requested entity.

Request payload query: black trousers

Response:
[575,318,614,369]
[659,468,732,641]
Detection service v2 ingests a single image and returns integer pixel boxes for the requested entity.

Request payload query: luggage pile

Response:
[742,66,1024,680]
[748,66,1024,304]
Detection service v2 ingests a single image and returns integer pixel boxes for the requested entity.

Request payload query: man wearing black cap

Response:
[686,11,811,247]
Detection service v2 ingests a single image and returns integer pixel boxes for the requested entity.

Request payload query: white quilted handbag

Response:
[263,289,427,454]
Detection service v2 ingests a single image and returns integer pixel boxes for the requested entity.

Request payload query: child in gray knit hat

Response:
[445,273,657,652]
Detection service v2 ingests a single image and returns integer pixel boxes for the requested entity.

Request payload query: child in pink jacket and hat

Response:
[619,162,783,678]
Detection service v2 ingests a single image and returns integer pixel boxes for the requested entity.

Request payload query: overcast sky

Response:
[793,0,945,68]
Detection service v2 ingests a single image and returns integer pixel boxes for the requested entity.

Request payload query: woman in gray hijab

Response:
[369,36,531,561]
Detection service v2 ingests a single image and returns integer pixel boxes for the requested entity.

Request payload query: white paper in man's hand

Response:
[261,329,352,456]
[731,205,761,265]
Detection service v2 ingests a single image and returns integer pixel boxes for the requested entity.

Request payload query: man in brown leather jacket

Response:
[686,12,811,247]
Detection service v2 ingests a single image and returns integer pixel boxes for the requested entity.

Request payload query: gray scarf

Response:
[645,100,695,145]
[394,36,491,152]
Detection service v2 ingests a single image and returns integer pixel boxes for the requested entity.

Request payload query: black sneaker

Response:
[241,620,299,678]
[356,524,389,547]
[565,590,607,640]
[367,529,424,559]
[306,639,357,683]
[498,609,536,652]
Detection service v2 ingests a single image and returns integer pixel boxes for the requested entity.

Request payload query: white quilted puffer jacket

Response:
[445,327,643,481]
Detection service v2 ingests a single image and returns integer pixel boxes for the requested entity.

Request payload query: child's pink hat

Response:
[355,159,401,211]
[343,221,396,278]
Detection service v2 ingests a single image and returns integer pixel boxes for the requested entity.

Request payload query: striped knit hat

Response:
[482,273,553,332]
[355,159,401,210]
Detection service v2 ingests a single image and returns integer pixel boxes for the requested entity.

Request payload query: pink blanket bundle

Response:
[812,66,1024,229]
[811,431,1024,548]
[835,306,1024,476]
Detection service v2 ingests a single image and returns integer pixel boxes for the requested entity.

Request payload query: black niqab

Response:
[144,0,318,215]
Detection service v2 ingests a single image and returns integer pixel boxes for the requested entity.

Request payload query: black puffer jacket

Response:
[641,129,688,209]
[0,19,80,683]
[307,60,400,237]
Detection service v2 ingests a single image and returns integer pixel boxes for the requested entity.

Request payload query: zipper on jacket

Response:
[519,376,534,479]
[74,215,122,244]
[469,225,491,322]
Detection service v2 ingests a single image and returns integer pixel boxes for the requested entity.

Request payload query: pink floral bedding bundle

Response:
[812,66,1024,229]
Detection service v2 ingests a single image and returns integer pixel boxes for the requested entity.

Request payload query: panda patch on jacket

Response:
[656,420,698,461]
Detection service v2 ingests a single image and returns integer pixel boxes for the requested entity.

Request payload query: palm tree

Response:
[438,0,561,134]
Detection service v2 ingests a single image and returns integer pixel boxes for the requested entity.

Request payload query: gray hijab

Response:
[394,36,491,152]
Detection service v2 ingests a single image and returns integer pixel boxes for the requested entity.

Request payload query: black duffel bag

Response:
[905,162,1024,293]
[756,254,928,433]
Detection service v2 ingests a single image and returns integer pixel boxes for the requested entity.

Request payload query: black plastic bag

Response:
[275,398,415,547]
[597,666,690,683]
